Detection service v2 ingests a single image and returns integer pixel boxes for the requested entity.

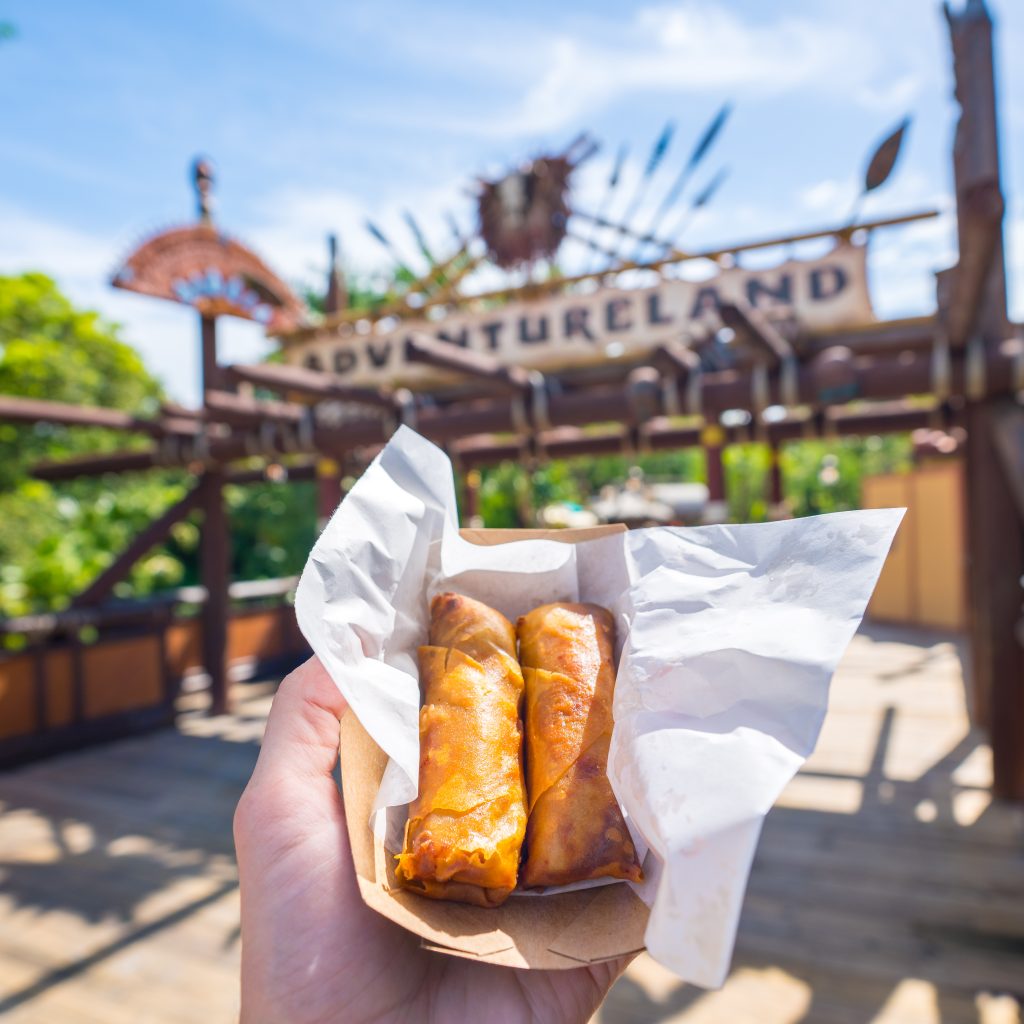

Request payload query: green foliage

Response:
[781,434,912,516]
[0,274,185,615]
[226,479,317,582]
[0,474,198,617]
[477,433,912,527]
[300,266,404,319]
[477,448,704,527]
[0,274,316,618]
[0,273,161,488]
[724,444,770,523]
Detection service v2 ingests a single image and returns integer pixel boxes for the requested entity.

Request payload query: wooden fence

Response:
[0,579,308,768]
[863,461,966,631]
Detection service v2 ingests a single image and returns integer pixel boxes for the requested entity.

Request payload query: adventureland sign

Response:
[286,242,874,388]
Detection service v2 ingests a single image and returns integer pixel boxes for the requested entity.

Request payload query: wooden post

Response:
[201,315,219,395]
[316,458,344,530]
[946,1,1021,797]
[702,423,727,522]
[966,402,1024,798]
[768,441,785,513]
[462,468,481,526]
[199,311,230,715]
[199,467,230,716]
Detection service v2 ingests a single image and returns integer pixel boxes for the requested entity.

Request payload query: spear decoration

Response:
[403,210,436,268]
[607,121,675,262]
[864,116,911,192]
[445,211,467,248]
[581,143,629,273]
[571,210,678,258]
[660,166,731,253]
[364,218,414,279]
[847,116,912,224]
[633,101,733,260]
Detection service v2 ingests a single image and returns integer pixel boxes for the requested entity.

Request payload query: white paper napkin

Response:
[296,425,902,987]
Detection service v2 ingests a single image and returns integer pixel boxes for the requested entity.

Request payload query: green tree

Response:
[477,447,704,527]
[226,478,317,583]
[0,273,196,616]
[0,273,319,619]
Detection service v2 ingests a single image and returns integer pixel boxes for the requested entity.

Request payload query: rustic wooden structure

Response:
[0,1,1019,796]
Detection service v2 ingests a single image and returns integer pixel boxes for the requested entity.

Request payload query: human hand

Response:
[233,657,631,1024]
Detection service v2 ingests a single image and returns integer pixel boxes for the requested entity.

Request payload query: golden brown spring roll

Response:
[518,601,643,888]
[395,592,527,908]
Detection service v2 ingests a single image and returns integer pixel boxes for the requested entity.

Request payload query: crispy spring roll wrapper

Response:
[395,593,527,908]
[518,601,643,888]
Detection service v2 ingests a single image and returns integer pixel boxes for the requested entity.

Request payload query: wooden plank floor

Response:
[1,625,1022,1023]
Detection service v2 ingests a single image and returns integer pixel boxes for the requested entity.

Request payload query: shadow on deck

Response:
[0,630,1022,1023]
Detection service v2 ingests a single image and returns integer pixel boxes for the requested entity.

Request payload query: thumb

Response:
[251,656,349,785]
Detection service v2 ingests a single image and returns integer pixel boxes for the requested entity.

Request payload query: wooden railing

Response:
[0,577,308,768]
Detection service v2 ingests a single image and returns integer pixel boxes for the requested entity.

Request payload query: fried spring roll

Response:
[395,592,527,908]
[518,601,643,888]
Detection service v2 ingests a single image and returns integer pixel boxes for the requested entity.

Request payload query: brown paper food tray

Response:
[338,523,650,969]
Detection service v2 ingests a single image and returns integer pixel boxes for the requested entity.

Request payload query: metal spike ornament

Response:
[477,136,595,269]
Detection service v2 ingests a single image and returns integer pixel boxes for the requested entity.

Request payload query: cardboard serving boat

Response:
[337,524,651,969]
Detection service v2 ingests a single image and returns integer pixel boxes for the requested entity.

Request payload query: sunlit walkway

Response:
[1,627,1022,1023]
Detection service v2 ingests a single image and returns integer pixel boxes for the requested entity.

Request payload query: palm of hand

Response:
[234,660,627,1024]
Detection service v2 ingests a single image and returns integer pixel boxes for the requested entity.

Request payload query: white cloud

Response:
[798,178,858,216]
[446,2,921,138]
[246,174,480,291]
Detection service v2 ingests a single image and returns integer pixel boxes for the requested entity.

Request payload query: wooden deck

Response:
[1,625,1023,1023]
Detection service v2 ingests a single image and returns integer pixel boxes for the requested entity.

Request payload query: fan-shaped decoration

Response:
[111,224,305,333]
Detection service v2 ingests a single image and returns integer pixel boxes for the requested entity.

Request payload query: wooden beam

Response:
[720,300,795,365]
[161,401,203,420]
[226,461,317,485]
[653,340,701,377]
[803,318,935,356]
[202,389,306,426]
[403,332,533,393]
[72,486,205,608]
[453,400,946,466]
[222,363,396,409]
[32,342,1024,481]
[34,450,162,479]
[0,395,167,436]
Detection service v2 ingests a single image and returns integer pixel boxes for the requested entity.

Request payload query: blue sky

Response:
[1,0,1021,403]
